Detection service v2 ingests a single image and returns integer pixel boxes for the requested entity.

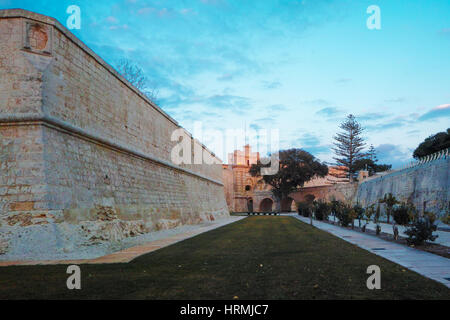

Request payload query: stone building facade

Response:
[0,9,228,257]
[222,145,353,212]
[222,145,281,212]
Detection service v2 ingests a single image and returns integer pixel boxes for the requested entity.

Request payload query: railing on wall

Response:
[397,148,449,171]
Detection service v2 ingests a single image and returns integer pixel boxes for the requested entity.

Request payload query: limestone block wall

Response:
[356,157,449,217]
[290,183,358,204]
[0,9,228,258]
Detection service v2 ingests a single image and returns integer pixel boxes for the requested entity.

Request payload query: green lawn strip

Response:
[0,216,448,299]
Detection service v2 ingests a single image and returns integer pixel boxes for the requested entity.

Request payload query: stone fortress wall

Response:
[292,154,449,218]
[0,9,228,257]
[356,156,449,216]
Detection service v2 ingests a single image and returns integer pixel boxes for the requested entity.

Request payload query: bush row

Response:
[295,194,443,246]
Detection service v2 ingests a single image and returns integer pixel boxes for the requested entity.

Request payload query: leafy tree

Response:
[413,128,450,159]
[367,144,378,162]
[250,149,328,211]
[116,59,159,102]
[392,203,414,225]
[379,193,399,224]
[362,204,375,232]
[353,158,392,176]
[374,204,382,234]
[353,203,365,227]
[374,163,392,172]
[335,202,353,227]
[333,114,367,180]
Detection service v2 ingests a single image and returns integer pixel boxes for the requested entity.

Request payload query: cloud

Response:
[290,133,329,157]
[365,120,407,132]
[268,104,287,112]
[418,104,450,121]
[217,73,235,81]
[335,78,351,84]
[384,97,405,103]
[204,94,251,111]
[375,143,409,168]
[261,80,281,89]
[109,24,129,31]
[438,28,450,35]
[357,112,389,121]
[304,99,330,107]
[180,8,197,16]
[316,107,341,117]
[297,133,320,146]
[106,16,118,23]
[161,92,252,114]
[137,7,154,15]
[200,0,225,5]
[249,123,262,131]
[137,7,173,17]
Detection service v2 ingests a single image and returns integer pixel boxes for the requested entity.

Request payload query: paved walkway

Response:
[292,215,450,288]
[328,215,450,247]
[0,217,246,267]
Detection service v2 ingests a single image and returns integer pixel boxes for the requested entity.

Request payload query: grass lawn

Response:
[0,216,449,299]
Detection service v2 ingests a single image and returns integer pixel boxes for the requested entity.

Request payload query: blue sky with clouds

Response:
[2,0,449,167]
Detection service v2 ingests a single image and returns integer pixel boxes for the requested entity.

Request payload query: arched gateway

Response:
[259,198,273,212]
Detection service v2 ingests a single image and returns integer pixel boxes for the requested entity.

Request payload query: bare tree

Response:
[332,114,366,181]
[116,59,159,102]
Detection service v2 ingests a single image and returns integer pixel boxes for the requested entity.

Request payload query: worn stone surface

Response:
[290,182,358,204]
[0,9,228,259]
[356,158,449,216]
[222,145,279,212]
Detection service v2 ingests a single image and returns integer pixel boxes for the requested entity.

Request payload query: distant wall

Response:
[0,10,228,257]
[356,157,449,216]
[291,157,449,217]
[290,183,358,204]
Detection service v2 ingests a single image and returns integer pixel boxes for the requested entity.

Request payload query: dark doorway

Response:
[260,198,273,212]
[247,198,253,212]
[281,197,294,212]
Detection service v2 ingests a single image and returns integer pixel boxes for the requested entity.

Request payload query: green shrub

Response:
[441,214,450,225]
[379,193,399,224]
[296,201,311,217]
[353,204,365,227]
[363,204,375,229]
[423,211,437,224]
[314,200,330,221]
[404,216,438,246]
[336,203,353,227]
[392,203,412,225]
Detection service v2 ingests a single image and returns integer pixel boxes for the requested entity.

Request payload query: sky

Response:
[2,0,449,168]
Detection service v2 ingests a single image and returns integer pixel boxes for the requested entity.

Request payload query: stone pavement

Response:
[0,216,246,267]
[292,215,450,288]
[327,215,450,247]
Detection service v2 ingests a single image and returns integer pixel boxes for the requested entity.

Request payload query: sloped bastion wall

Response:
[356,157,449,217]
[0,9,228,258]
